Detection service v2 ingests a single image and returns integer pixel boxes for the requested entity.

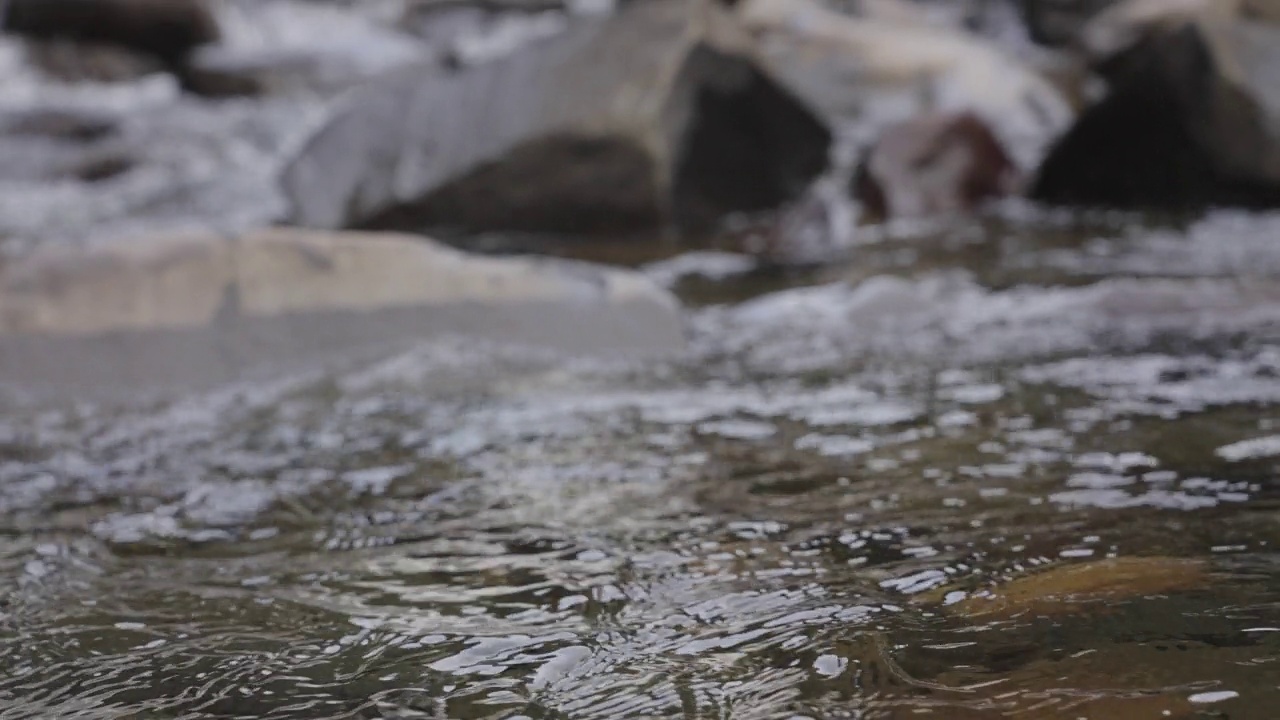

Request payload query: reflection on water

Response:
[2,212,1280,718]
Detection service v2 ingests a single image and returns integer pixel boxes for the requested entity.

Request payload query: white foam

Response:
[1188,691,1239,704]
[1216,435,1280,462]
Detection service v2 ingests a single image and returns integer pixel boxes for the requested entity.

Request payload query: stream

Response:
[1,2,1279,719]
[3,210,1280,718]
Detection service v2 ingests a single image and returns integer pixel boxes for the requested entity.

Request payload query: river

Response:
[1,2,1279,718]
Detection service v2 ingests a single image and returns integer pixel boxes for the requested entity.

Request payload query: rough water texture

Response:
[2,2,1280,719]
[3,207,1280,717]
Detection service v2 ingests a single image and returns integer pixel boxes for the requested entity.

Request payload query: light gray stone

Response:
[0,228,685,403]
[1033,0,1280,208]
[280,0,831,238]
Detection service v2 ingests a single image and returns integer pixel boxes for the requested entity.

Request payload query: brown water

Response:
[2,210,1279,719]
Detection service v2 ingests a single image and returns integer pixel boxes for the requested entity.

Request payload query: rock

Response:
[852,111,1019,221]
[3,0,219,67]
[1032,2,1280,209]
[280,0,831,239]
[923,556,1207,619]
[737,0,1073,172]
[0,229,685,403]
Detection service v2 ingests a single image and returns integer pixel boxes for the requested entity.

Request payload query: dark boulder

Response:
[853,112,1019,221]
[1032,4,1280,209]
[280,0,832,240]
[3,0,219,68]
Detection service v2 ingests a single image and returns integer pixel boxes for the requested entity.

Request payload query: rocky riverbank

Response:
[2,0,1280,398]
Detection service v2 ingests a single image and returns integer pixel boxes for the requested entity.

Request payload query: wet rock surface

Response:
[0,228,684,402]
[1033,0,1280,209]
[282,0,831,239]
[3,0,222,93]
[927,556,1208,619]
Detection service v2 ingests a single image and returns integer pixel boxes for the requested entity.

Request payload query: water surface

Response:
[3,209,1280,718]
[1,3,1279,717]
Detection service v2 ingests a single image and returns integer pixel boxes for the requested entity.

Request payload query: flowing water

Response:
[2,3,1280,719]
[3,209,1280,719]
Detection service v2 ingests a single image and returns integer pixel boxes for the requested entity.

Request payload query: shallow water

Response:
[3,2,1280,718]
[3,207,1280,718]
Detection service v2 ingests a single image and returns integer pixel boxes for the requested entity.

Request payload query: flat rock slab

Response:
[0,229,685,403]
[919,556,1207,620]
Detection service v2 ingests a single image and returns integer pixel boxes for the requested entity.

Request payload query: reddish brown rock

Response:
[853,112,1020,222]
[1032,3,1280,210]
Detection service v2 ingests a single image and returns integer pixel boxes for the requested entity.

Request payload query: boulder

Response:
[736,0,1074,172]
[0,229,685,403]
[852,111,1019,221]
[921,556,1206,619]
[280,0,832,239]
[1032,1,1280,209]
[2,0,220,68]
[1076,0,1239,60]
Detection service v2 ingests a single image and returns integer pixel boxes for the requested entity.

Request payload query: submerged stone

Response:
[1032,1,1280,209]
[3,0,219,69]
[853,111,1020,221]
[926,556,1207,619]
[738,0,1073,172]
